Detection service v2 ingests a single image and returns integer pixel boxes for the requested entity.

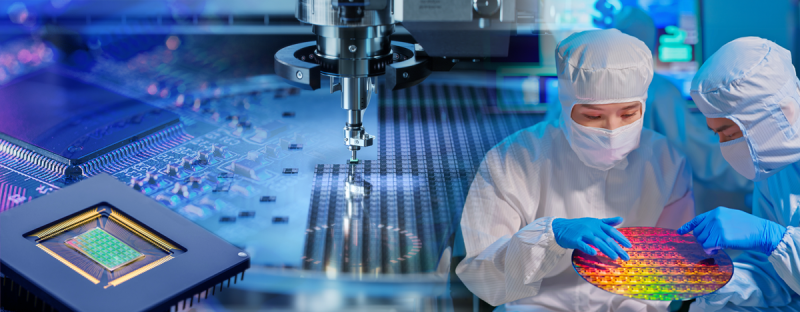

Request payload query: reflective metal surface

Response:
[297,0,395,27]
[294,0,398,158]
[341,76,375,160]
[395,0,474,22]
[314,25,395,77]
[311,23,393,159]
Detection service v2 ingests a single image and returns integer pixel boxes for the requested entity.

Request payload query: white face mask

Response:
[720,137,757,180]
[567,117,644,171]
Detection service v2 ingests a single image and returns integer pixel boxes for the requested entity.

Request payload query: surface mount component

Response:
[572,227,733,301]
[0,68,180,176]
[260,196,276,202]
[0,174,249,312]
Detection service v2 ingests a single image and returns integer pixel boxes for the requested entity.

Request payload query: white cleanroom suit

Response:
[456,29,695,312]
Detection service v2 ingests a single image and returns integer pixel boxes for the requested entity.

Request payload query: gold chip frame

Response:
[28,207,177,288]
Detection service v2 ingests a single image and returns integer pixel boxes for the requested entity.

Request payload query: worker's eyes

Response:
[621,110,639,119]
[583,115,602,120]
[723,130,739,138]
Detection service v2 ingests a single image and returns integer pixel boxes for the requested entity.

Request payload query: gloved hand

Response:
[552,216,632,261]
[677,207,787,256]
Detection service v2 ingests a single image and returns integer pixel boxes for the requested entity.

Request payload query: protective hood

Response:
[556,29,654,170]
[691,37,800,181]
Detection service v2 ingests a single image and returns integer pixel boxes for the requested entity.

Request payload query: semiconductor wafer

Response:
[572,227,734,301]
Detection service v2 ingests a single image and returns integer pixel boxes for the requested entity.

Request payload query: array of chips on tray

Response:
[572,227,734,301]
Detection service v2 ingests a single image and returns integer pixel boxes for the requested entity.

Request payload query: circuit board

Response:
[0,37,545,281]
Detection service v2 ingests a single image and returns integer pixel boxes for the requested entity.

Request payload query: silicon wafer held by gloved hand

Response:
[572,227,733,301]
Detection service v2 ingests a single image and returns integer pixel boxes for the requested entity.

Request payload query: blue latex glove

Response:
[677,207,787,256]
[552,216,632,261]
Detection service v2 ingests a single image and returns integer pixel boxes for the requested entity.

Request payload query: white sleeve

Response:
[455,150,567,306]
[689,250,796,312]
[689,184,796,312]
[655,190,695,230]
[655,146,695,230]
[768,226,800,296]
[757,180,800,296]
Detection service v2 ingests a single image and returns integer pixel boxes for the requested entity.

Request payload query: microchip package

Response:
[0,68,181,175]
[65,228,144,271]
[1,174,250,312]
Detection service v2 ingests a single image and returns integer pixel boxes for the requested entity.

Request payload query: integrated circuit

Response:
[65,228,144,271]
[0,174,250,312]
[0,68,181,176]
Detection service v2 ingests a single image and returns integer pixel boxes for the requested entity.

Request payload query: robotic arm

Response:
[274,0,533,161]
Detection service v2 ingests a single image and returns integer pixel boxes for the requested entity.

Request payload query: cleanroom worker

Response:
[545,6,752,193]
[615,6,753,193]
[456,29,695,312]
[678,37,800,312]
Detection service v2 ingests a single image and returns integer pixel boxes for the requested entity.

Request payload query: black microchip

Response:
[272,217,289,224]
[0,69,180,166]
[0,174,249,312]
[289,144,303,150]
[212,186,231,193]
[238,211,255,218]
[260,196,276,202]
[282,111,295,118]
[282,168,299,174]
[219,216,236,223]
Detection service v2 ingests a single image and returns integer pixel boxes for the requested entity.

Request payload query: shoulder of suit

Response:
[636,128,687,165]
[485,120,561,167]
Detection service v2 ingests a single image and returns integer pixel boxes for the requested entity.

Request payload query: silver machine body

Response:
[274,0,537,161]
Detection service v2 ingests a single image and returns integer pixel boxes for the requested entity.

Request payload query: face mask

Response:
[720,137,757,180]
[567,117,644,171]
